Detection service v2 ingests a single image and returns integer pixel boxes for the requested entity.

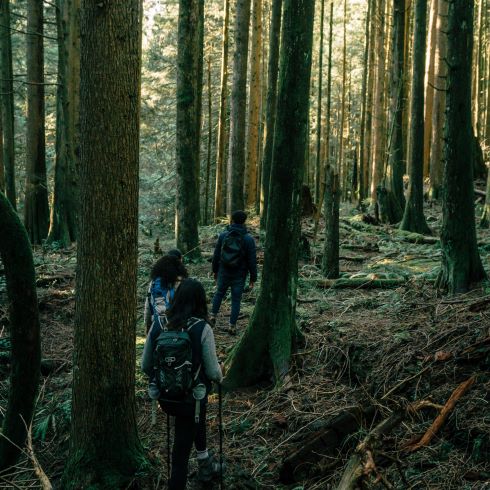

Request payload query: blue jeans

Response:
[211,271,246,325]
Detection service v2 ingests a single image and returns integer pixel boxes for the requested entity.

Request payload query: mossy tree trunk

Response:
[436,0,487,294]
[47,0,80,247]
[0,0,16,209]
[400,0,431,235]
[227,0,251,213]
[175,0,203,258]
[214,0,230,221]
[380,0,406,224]
[259,0,282,229]
[0,193,40,471]
[62,0,145,486]
[225,0,314,388]
[24,0,49,244]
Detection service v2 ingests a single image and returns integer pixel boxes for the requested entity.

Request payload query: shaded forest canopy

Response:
[0,0,489,488]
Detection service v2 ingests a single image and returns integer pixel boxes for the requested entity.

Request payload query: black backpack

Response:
[220,229,245,268]
[153,319,202,401]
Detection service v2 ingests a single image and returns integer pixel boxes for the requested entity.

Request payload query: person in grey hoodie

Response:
[142,278,223,489]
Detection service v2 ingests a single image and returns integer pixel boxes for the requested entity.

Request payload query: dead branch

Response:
[26,423,52,490]
[336,410,405,490]
[406,376,476,452]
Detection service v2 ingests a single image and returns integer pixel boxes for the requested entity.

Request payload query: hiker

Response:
[141,278,223,490]
[144,253,188,334]
[210,210,257,334]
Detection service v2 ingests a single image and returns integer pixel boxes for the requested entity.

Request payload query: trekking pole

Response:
[218,383,223,490]
[167,412,171,481]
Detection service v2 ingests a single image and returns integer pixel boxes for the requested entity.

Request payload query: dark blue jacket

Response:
[212,223,258,282]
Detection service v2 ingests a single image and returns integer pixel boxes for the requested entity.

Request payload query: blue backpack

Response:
[149,278,175,328]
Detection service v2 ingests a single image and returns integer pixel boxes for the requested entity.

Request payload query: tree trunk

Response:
[358,0,373,205]
[0,112,4,192]
[225,0,314,388]
[175,0,203,258]
[214,0,230,221]
[0,0,16,209]
[423,0,438,179]
[370,0,387,205]
[204,56,212,225]
[472,0,483,135]
[259,0,282,229]
[363,0,377,203]
[380,0,406,223]
[48,0,80,247]
[314,0,325,204]
[339,0,348,201]
[227,0,251,213]
[24,0,49,244]
[245,0,262,207]
[400,0,431,234]
[428,0,448,200]
[322,164,340,278]
[481,164,490,227]
[62,0,145,485]
[0,193,40,471]
[436,0,486,294]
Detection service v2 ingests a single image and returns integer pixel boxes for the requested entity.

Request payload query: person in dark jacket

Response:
[210,210,257,334]
[142,278,223,489]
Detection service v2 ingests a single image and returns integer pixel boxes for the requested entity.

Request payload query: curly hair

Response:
[150,255,188,286]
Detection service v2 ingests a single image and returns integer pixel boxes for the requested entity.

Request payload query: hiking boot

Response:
[227,324,237,335]
[197,451,221,482]
[209,315,216,327]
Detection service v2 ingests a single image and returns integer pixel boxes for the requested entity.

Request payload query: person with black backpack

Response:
[141,278,223,489]
[144,253,188,334]
[210,210,257,334]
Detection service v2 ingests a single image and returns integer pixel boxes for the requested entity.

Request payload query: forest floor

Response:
[1,201,489,489]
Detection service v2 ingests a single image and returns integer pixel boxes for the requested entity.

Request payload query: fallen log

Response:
[406,376,476,452]
[336,410,406,490]
[317,278,406,289]
[279,406,379,484]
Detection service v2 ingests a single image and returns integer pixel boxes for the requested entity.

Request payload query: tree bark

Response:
[0,193,40,471]
[380,0,406,223]
[0,0,16,209]
[322,164,340,278]
[24,0,50,244]
[481,164,490,227]
[227,0,251,213]
[225,0,314,388]
[259,0,282,229]
[400,0,431,234]
[62,0,145,485]
[175,0,203,258]
[204,56,212,225]
[423,0,438,179]
[214,0,230,220]
[370,0,387,205]
[48,0,80,247]
[245,0,262,208]
[314,0,325,204]
[358,0,373,205]
[436,0,486,294]
[428,0,448,200]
